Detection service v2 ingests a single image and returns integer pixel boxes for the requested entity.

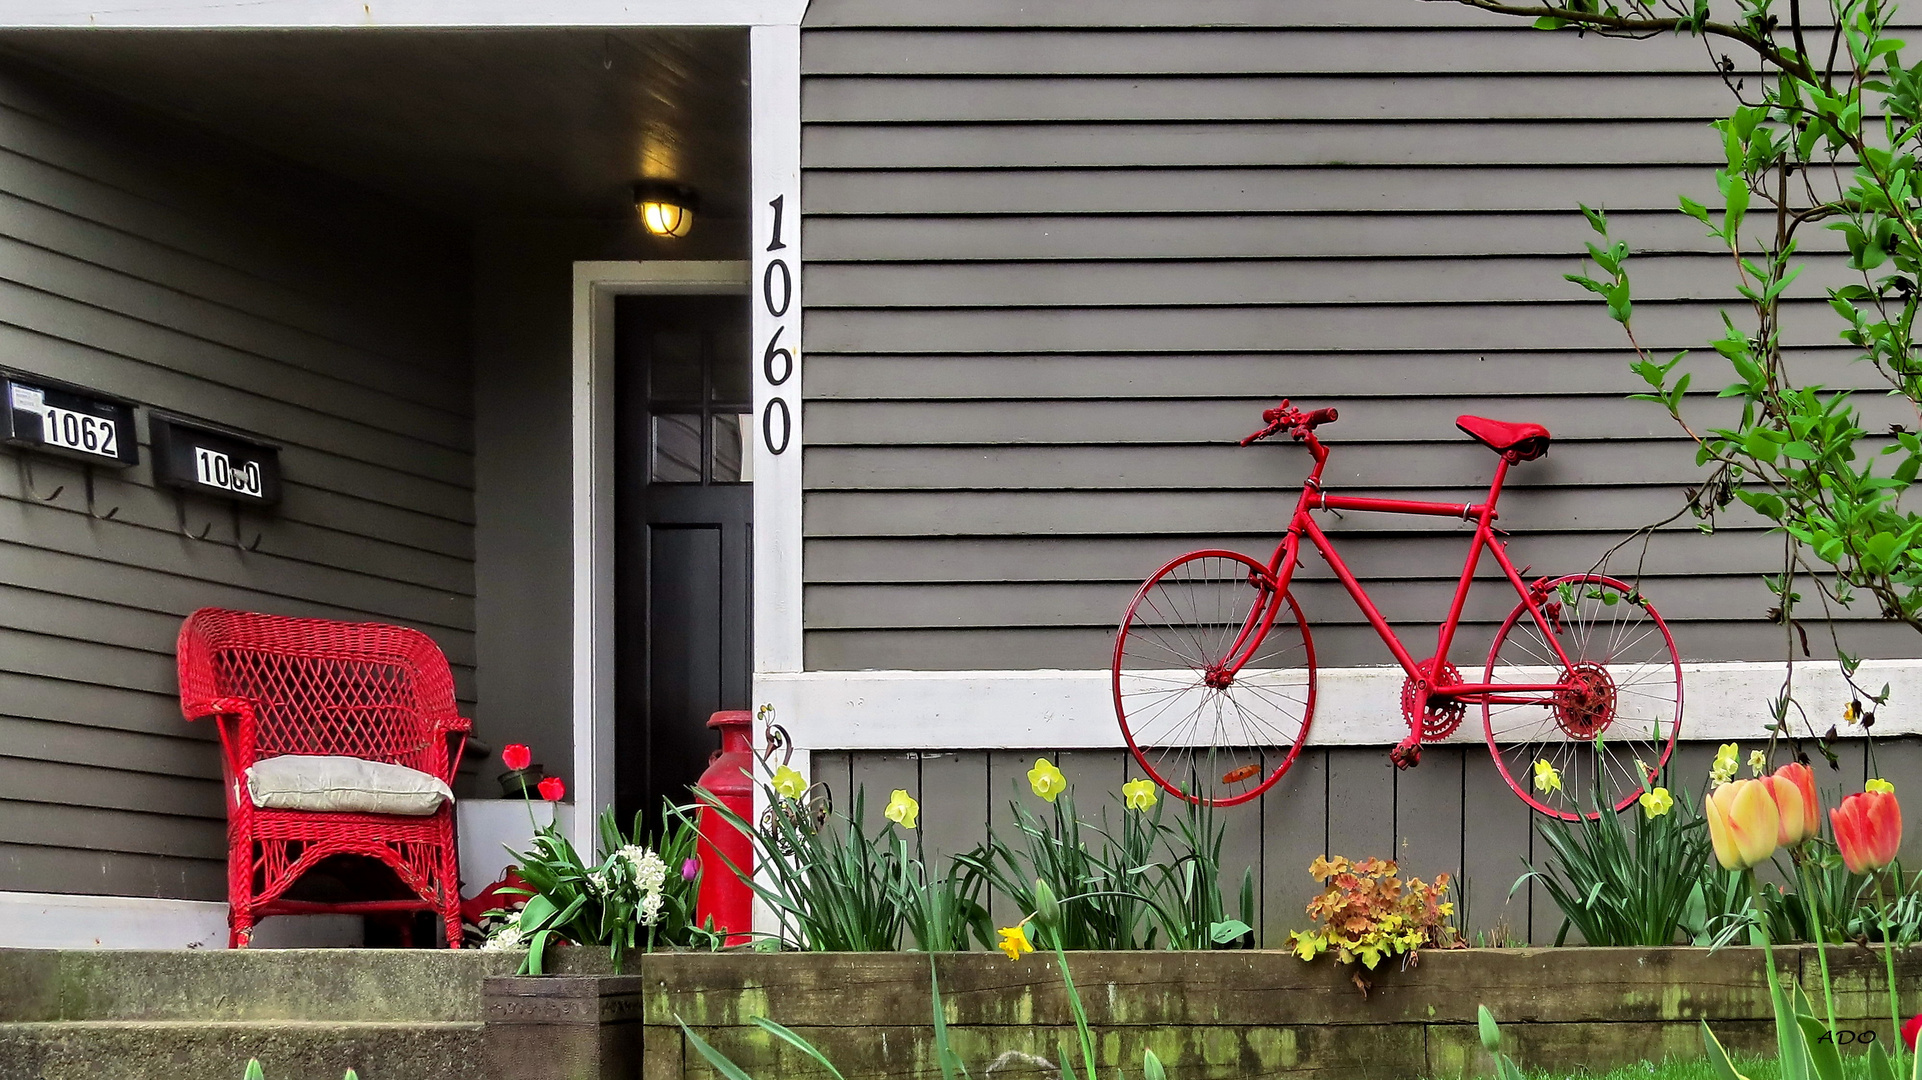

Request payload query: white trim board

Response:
[758,659,1922,751]
[570,260,749,853]
[0,0,809,28]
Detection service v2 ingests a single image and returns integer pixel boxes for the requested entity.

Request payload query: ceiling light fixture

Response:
[635,180,699,238]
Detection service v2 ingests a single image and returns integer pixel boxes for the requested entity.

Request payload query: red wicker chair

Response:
[177,608,471,948]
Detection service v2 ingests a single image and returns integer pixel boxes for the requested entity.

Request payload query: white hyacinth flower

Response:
[639,891,665,926]
[634,850,669,894]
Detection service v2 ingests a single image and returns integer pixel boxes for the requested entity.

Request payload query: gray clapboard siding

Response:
[0,61,474,900]
[800,29,1713,77]
[806,166,1722,214]
[805,349,1863,399]
[804,73,1742,124]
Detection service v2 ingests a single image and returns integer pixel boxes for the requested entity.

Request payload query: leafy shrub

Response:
[1285,855,1458,970]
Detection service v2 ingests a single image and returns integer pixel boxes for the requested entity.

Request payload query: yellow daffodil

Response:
[1748,749,1768,777]
[1532,759,1562,794]
[1710,743,1740,785]
[1639,786,1674,819]
[1028,758,1067,803]
[1121,777,1158,810]
[997,923,1034,960]
[884,788,920,829]
[771,765,807,800]
[1868,777,1896,795]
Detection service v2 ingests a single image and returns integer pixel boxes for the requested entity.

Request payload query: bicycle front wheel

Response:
[1112,550,1316,807]
[1482,574,1681,820]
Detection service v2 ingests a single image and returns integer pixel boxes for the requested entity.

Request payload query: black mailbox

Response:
[2,374,138,467]
[150,414,282,506]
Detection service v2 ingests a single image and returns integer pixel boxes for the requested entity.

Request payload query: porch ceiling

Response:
[0,27,749,224]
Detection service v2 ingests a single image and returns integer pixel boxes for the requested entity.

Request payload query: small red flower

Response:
[537,776,566,802]
[501,744,532,772]
[1904,1013,1922,1051]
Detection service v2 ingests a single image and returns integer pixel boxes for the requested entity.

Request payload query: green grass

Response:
[1514,1054,1879,1080]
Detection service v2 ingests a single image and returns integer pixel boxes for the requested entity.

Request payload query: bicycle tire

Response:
[1482,574,1682,821]
[1113,550,1316,807]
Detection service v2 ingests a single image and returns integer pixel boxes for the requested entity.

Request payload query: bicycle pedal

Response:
[1388,741,1422,770]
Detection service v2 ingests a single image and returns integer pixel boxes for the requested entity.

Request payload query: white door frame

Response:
[570,260,752,851]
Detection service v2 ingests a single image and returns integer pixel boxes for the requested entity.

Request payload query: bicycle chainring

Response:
[1401,658,1466,740]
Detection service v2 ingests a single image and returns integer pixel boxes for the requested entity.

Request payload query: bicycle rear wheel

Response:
[1482,574,1681,820]
[1113,550,1316,806]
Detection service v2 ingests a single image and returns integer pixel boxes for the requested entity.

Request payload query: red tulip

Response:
[537,776,566,802]
[1773,762,1820,841]
[1904,1013,1922,1051]
[501,744,532,772]
[1831,789,1903,874]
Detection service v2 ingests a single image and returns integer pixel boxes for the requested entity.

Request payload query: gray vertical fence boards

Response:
[795,0,1909,671]
[0,61,473,900]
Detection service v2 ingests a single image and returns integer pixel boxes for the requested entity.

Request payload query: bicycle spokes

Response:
[1482,574,1682,820]
[1113,551,1315,806]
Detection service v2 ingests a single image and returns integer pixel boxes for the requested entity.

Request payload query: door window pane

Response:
[710,324,752,406]
[650,413,703,483]
[711,413,749,483]
[647,330,704,402]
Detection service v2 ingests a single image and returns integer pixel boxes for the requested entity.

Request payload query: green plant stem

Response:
[1795,852,1841,1040]
[1878,875,1905,1076]
[1749,869,1797,1072]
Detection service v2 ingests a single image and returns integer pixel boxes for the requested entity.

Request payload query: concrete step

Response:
[0,1019,486,1080]
[0,948,536,1022]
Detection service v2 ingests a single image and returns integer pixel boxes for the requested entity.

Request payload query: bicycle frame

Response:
[1217,427,1579,708]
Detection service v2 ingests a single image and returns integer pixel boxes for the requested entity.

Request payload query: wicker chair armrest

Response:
[444,714,473,734]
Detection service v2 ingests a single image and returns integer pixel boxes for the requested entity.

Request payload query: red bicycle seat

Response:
[1456,415,1551,461]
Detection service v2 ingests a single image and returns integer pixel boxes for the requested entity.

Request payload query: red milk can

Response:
[694,710,755,946]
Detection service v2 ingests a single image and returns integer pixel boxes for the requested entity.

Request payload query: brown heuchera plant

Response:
[1286,856,1459,988]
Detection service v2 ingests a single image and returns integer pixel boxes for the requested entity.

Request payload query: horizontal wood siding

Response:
[825,743,1916,947]
[797,1,1918,672]
[0,62,472,901]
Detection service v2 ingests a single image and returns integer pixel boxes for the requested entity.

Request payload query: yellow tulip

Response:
[997,923,1034,960]
[1121,777,1158,811]
[1705,777,1781,870]
[771,765,807,800]
[1028,758,1068,803]
[884,788,919,829]
[1868,777,1895,795]
[1639,786,1674,819]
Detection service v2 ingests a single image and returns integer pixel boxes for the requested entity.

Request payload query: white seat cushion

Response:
[245,754,453,816]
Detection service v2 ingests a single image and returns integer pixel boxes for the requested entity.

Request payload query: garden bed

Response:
[486,946,1922,1080]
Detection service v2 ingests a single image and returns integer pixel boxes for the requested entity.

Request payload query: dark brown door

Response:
[614,292,753,828]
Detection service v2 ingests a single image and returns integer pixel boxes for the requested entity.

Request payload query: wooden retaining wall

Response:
[484,946,1922,1080]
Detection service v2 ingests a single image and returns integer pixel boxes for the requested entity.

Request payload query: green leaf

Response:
[1680,194,1715,229]
[1143,1050,1168,1080]
[1579,203,1609,235]
[1868,1040,1897,1080]
[1796,1000,1843,1080]
[245,1062,266,1080]
[928,958,968,1080]
[1702,1021,1756,1080]
[1534,15,1568,28]
[751,1017,850,1080]
[1209,919,1254,944]
[680,1016,763,1080]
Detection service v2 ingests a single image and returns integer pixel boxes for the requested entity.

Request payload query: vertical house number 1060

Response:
[761,194,793,456]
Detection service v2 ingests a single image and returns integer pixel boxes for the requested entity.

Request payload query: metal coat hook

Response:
[175,493,214,541]
[231,502,262,552]
[83,469,119,521]
[19,455,63,502]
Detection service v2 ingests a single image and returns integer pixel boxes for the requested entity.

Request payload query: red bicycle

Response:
[1112,401,1681,818]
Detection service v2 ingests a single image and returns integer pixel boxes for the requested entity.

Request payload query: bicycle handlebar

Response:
[1240,401,1338,445]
